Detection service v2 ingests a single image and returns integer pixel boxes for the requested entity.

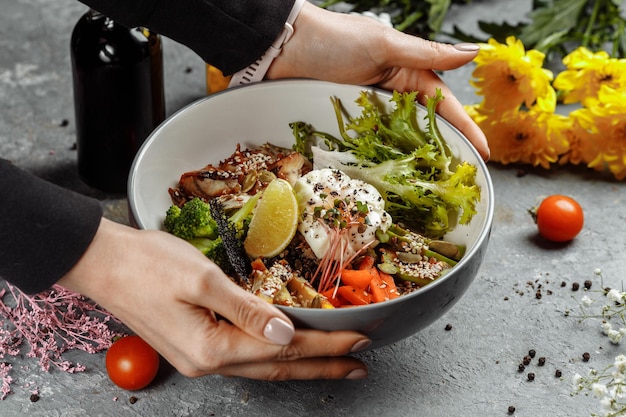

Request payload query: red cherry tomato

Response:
[534,195,584,242]
[106,335,159,390]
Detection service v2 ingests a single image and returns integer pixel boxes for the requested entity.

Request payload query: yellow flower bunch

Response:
[467,36,626,179]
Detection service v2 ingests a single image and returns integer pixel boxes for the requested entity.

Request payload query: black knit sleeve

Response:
[0,159,103,294]
[79,0,297,75]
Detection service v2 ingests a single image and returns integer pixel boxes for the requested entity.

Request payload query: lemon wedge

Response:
[244,178,299,258]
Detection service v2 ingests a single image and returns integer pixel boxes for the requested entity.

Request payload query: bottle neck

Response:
[86,8,103,19]
[86,8,115,28]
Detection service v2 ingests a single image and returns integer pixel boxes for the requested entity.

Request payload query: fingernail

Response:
[345,368,368,380]
[350,338,372,353]
[263,317,295,345]
[454,42,480,52]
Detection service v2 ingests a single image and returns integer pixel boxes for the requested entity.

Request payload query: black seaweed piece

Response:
[208,199,251,284]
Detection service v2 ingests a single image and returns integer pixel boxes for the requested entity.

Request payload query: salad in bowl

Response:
[128,80,493,348]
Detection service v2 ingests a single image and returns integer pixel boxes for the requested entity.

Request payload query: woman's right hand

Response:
[268,2,490,161]
[58,218,370,380]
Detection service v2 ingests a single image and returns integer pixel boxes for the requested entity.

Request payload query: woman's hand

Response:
[58,218,370,380]
[268,2,489,161]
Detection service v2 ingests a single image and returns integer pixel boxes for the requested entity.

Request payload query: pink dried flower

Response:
[0,282,124,399]
[0,362,12,400]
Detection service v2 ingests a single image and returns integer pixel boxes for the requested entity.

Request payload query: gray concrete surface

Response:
[2,0,625,416]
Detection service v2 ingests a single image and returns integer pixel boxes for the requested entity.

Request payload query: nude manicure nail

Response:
[263,317,295,345]
[345,368,368,380]
[350,338,372,353]
[454,42,480,52]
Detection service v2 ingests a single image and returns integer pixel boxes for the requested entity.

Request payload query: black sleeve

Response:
[0,159,103,294]
[79,0,297,75]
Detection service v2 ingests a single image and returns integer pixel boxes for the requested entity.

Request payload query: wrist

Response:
[228,0,306,87]
[57,218,129,300]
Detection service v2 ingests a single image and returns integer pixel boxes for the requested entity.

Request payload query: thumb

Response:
[391,33,481,71]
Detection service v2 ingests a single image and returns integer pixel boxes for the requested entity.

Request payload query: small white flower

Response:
[608,329,624,344]
[594,268,602,276]
[581,295,594,307]
[600,396,615,411]
[614,354,626,370]
[601,320,613,335]
[608,386,626,401]
[606,289,625,305]
[592,382,608,398]
[612,372,625,385]
[612,367,626,384]
[573,373,584,389]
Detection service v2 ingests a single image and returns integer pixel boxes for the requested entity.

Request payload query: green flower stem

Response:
[582,0,601,49]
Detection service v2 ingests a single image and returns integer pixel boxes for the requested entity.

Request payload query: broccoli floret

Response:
[164,197,218,241]
[163,204,181,233]
[187,237,234,276]
[163,195,260,278]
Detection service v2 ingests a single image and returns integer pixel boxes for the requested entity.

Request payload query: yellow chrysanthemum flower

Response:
[553,47,626,105]
[569,85,626,179]
[471,36,556,113]
[472,107,570,169]
[557,117,593,167]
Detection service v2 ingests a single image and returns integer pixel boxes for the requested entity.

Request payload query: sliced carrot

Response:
[358,255,376,270]
[321,288,345,308]
[340,269,374,289]
[250,258,266,272]
[369,272,386,303]
[371,271,400,303]
[337,285,372,306]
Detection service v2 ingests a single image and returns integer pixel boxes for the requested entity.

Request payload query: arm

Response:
[0,159,369,380]
[1,1,370,381]
[79,0,296,75]
[0,159,102,294]
[78,0,489,159]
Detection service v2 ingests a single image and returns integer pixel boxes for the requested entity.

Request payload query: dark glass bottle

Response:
[70,9,165,193]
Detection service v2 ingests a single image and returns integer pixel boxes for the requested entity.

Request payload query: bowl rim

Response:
[128,79,495,313]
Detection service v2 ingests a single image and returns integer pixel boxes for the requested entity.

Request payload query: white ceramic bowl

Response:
[129,80,494,349]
